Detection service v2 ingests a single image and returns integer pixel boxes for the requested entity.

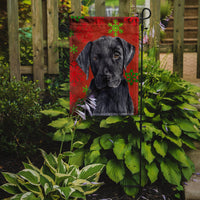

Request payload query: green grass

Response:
[137,0,145,5]
[105,0,119,7]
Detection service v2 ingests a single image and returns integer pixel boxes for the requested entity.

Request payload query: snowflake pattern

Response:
[82,85,89,94]
[71,16,84,22]
[108,19,123,37]
[125,69,139,85]
[70,44,78,54]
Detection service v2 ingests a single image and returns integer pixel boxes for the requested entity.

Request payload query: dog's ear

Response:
[76,42,92,79]
[116,37,135,70]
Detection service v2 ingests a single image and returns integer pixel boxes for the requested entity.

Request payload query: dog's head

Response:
[76,36,135,89]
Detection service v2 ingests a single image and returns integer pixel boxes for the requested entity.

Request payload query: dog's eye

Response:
[93,56,98,61]
[113,52,120,59]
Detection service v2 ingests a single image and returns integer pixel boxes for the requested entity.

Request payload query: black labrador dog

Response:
[76,36,135,116]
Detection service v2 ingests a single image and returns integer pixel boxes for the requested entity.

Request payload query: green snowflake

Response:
[82,85,89,94]
[108,19,124,37]
[69,30,74,37]
[71,16,84,22]
[70,44,78,54]
[125,69,139,85]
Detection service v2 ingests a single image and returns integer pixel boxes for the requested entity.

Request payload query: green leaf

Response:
[182,136,196,150]
[168,147,190,167]
[177,103,197,111]
[23,183,41,195]
[121,177,139,197]
[76,120,92,129]
[58,98,70,109]
[49,118,74,129]
[106,160,125,183]
[105,116,123,124]
[182,158,195,180]
[168,125,182,137]
[100,119,109,128]
[160,103,172,111]
[18,169,40,185]
[175,118,199,133]
[100,134,113,150]
[113,139,127,160]
[0,183,20,194]
[142,142,155,164]
[144,107,155,118]
[85,150,101,164]
[125,151,140,174]
[90,137,101,151]
[9,193,23,200]
[153,140,168,157]
[2,172,18,185]
[21,192,37,200]
[160,159,181,185]
[145,162,159,183]
[69,149,85,167]
[165,135,182,147]
[73,141,84,149]
[40,109,66,117]
[79,164,104,181]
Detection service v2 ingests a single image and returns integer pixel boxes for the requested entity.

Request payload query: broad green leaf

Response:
[165,135,182,147]
[105,116,123,124]
[175,118,199,133]
[113,139,127,160]
[168,147,190,167]
[58,98,70,109]
[160,103,172,111]
[90,137,101,151]
[18,169,40,185]
[153,140,168,157]
[167,82,185,93]
[182,158,195,180]
[62,151,75,157]
[20,192,37,200]
[184,132,200,140]
[120,177,139,197]
[85,150,101,164]
[2,172,18,184]
[125,151,140,174]
[100,119,109,128]
[76,120,92,130]
[183,95,200,105]
[10,193,23,200]
[142,142,155,164]
[23,183,41,195]
[53,130,71,141]
[144,107,155,118]
[79,164,104,181]
[182,136,196,150]
[49,118,74,129]
[177,103,197,111]
[100,134,113,150]
[145,162,159,183]
[0,183,20,194]
[59,187,75,199]
[169,125,182,137]
[23,0,31,5]
[69,149,85,167]
[40,109,66,117]
[160,159,181,185]
[106,160,125,183]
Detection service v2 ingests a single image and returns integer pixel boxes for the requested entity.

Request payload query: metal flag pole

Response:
[139,7,151,189]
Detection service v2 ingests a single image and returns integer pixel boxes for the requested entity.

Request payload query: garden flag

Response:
[70,17,139,116]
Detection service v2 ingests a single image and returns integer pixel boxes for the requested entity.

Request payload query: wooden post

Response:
[71,0,81,16]
[7,0,21,81]
[32,0,45,89]
[47,0,59,74]
[149,0,160,61]
[95,0,105,16]
[173,0,185,77]
[119,0,130,17]
[197,0,200,78]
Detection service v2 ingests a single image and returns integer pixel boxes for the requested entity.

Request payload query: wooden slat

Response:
[197,0,200,78]
[71,0,81,16]
[173,0,185,77]
[21,66,47,74]
[47,0,59,74]
[119,0,130,17]
[32,0,45,89]
[149,0,160,60]
[7,0,21,80]
[95,0,105,16]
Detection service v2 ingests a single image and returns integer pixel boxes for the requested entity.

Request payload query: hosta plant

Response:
[0,149,104,199]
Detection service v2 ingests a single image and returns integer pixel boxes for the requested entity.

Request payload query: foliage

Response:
[0,149,104,199]
[41,48,200,198]
[0,64,42,155]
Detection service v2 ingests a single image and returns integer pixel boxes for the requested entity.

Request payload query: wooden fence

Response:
[7,0,200,88]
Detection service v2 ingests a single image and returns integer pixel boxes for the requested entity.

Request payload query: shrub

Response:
[36,49,200,198]
[0,64,42,155]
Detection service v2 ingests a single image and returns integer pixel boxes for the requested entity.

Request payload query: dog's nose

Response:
[103,67,111,77]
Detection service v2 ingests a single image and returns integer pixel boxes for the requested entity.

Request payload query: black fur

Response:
[76,36,135,115]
